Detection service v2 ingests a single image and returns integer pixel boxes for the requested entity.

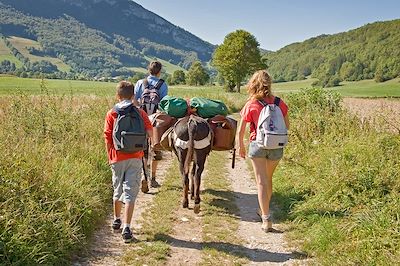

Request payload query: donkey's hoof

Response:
[182,201,189,208]
[141,180,149,193]
[193,204,200,214]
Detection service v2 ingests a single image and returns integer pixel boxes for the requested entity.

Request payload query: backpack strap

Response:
[258,99,268,107]
[274,96,281,106]
[142,78,149,89]
[142,78,164,91]
[154,79,164,91]
[113,103,135,116]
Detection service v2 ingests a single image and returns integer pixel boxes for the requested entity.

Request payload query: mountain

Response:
[264,19,400,86]
[0,0,215,77]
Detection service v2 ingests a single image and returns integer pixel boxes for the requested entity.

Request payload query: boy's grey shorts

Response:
[248,141,283,161]
[110,158,142,203]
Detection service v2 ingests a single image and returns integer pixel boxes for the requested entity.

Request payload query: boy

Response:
[104,81,153,243]
[133,61,168,188]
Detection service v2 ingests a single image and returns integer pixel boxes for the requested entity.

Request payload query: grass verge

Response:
[273,88,400,264]
[0,93,112,265]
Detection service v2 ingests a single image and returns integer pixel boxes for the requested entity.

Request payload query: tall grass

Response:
[0,88,113,265]
[274,88,400,264]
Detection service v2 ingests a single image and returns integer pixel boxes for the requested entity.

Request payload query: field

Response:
[0,76,114,95]
[1,76,400,98]
[274,78,400,97]
[7,36,71,72]
[0,38,23,68]
[0,79,399,265]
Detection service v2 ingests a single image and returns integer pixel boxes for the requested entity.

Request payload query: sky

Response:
[133,0,400,51]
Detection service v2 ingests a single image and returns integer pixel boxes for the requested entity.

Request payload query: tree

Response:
[129,72,146,84]
[186,61,209,86]
[171,70,186,85]
[212,30,265,92]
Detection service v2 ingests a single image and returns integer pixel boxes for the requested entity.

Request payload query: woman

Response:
[238,70,289,232]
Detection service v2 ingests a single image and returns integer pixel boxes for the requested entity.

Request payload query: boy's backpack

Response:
[255,97,288,149]
[113,103,147,153]
[140,78,164,115]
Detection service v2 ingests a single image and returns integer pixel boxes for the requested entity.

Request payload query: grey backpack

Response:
[140,78,164,115]
[255,97,288,149]
[113,104,147,153]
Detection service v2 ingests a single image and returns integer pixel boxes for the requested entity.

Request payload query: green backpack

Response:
[158,96,188,118]
[190,97,228,118]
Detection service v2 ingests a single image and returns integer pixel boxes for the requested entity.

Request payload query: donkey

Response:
[171,115,212,214]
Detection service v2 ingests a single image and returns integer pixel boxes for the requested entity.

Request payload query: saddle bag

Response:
[158,95,188,118]
[150,112,177,151]
[208,115,237,151]
[190,97,228,118]
[159,126,174,151]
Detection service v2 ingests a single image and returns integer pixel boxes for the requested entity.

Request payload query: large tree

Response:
[212,30,265,92]
[186,61,209,86]
[171,70,186,85]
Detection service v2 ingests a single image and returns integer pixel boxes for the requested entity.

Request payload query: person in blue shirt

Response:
[133,61,168,188]
[134,61,168,104]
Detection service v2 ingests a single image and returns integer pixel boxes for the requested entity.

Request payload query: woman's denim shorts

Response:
[248,141,283,161]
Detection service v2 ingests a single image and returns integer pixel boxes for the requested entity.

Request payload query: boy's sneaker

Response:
[111,218,122,232]
[150,178,160,188]
[122,227,133,243]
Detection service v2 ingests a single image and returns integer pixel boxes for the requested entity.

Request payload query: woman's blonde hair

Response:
[246,70,272,100]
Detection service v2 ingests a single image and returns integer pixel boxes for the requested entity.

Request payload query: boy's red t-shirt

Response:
[240,96,288,141]
[104,107,152,164]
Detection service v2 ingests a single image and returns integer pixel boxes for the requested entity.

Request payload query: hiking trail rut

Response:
[227,155,308,265]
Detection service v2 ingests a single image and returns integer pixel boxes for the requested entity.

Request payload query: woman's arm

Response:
[238,117,248,158]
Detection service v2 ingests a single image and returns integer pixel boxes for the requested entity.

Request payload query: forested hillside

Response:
[264,19,400,86]
[0,0,214,77]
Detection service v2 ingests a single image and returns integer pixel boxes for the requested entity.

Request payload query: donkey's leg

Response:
[178,148,190,208]
[190,162,196,200]
[193,150,207,214]
[183,173,189,208]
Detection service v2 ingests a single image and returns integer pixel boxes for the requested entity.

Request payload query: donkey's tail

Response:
[184,116,195,175]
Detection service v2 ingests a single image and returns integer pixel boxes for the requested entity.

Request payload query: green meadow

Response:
[7,36,71,72]
[0,39,23,68]
[0,77,399,265]
[1,76,399,98]
[273,78,400,97]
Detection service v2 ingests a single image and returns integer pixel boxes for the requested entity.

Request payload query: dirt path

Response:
[164,171,206,266]
[227,156,308,265]
[343,98,400,133]
[73,154,173,266]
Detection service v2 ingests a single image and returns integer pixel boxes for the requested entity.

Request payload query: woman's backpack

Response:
[256,97,288,149]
